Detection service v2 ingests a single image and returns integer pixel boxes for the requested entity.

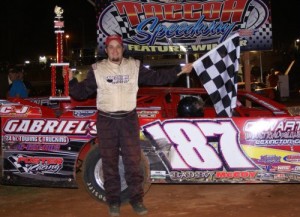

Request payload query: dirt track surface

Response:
[1,178,300,217]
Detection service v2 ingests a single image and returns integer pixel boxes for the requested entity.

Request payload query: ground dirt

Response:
[1,174,300,217]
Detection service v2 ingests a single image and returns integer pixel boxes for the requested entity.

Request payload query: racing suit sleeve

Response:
[138,64,181,86]
[69,67,98,100]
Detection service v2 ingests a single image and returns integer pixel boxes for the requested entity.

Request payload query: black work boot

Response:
[108,203,120,217]
[131,202,148,215]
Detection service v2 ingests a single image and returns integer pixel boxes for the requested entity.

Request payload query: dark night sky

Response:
[271,0,300,47]
[0,0,300,64]
[0,0,96,63]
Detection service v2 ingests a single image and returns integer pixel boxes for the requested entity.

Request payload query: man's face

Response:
[8,72,18,81]
[18,71,24,79]
[105,40,124,64]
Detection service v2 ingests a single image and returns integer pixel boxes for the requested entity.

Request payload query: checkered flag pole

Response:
[192,33,240,117]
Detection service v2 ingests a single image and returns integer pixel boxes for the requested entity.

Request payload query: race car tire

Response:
[82,144,151,204]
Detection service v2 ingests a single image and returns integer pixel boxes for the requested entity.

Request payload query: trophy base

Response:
[49,96,71,101]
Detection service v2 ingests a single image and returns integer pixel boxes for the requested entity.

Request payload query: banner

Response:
[96,0,272,56]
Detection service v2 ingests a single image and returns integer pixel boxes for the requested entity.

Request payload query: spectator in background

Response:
[8,68,28,98]
[250,65,261,82]
[0,67,18,99]
[267,68,279,87]
[17,68,34,96]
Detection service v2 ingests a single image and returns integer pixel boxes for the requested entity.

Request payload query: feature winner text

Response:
[128,39,247,53]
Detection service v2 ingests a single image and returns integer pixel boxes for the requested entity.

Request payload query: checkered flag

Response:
[8,154,28,173]
[110,10,136,40]
[192,33,240,117]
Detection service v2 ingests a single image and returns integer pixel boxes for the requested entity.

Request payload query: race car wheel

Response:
[82,144,151,204]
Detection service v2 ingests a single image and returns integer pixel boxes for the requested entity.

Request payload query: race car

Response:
[238,81,277,100]
[1,87,300,203]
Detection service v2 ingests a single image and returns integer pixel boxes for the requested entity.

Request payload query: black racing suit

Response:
[69,60,180,205]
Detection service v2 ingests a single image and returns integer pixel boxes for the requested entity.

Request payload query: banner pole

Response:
[185,53,190,88]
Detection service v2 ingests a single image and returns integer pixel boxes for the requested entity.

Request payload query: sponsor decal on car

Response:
[3,134,69,145]
[283,155,300,163]
[243,119,300,146]
[151,171,167,179]
[170,171,211,181]
[143,119,258,171]
[258,155,281,163]
[215,171,257,179]
[3,119,97,135]
[8,154,64,175]
[73,110,97,118]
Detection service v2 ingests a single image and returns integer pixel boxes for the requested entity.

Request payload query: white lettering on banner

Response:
[143,120,257,170]
[127,43,249,53]
[128,44,186,52]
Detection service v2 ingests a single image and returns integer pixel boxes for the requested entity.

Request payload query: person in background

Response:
[0,67,17,99]
[8,67,28,98]
[67,35,193,217]
[267,68,279,88]
[17,68,34,96]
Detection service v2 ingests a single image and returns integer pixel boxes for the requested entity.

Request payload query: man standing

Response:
[68,35,193,216]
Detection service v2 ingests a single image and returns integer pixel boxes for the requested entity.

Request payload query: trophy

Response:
[50,6,71,101]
